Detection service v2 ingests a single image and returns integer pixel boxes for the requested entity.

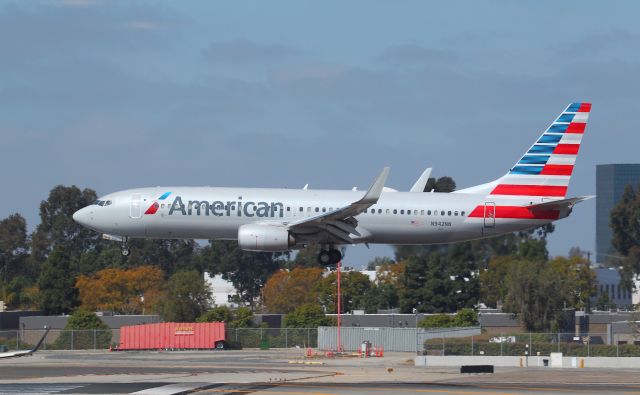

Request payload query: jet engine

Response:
[237,223,295,252]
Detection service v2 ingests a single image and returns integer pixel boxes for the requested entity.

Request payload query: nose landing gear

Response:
[317,246,343,266]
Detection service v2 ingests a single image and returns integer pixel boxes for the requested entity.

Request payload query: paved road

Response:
[3,351,640,394]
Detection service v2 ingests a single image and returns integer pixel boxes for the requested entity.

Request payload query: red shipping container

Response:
[119,322,226,350]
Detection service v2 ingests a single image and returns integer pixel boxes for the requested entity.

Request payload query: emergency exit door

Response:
[130,194,142,219]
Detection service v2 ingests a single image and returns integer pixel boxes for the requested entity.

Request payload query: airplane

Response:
[0,326,50,359]
[73,103,592,265]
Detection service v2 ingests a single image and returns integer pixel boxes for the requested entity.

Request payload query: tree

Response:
[479,256,515,308]
[291,245,322,268]
[197,306,254,328]
[284,303,334,328]
[0,214,30,283]
[362,261,405,313]
[158,270,211,322]
[76,266,165,314]
[424,176,456,193]
[262,267,324,313]
[200,241,282,306]
[502,258,571,331]
[37,246,78,314]
[29,185,99,265]
[366,256,394,271]
[610,184,640,288]
[66,309,110,330]
[418,308,478,328]
[318,271,372,313]
[54,309,111,349]
[400,253,457,313]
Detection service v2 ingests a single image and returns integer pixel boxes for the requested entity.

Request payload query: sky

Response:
[1,0,640,267]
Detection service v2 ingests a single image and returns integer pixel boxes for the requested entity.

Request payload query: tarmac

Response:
[2,349,640,394]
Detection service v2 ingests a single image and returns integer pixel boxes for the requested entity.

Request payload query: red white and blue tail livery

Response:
[73,103,593,263]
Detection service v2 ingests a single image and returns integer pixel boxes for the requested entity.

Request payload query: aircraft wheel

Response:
[329,249,342,265]
[121,247,130,257]
[318,250,331,265]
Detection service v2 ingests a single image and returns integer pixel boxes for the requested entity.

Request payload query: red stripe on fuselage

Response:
[553,144,580,155]
[565,123,586,133]
[490,184,567,197]
[468,205,560,220]
[540,164,574,176]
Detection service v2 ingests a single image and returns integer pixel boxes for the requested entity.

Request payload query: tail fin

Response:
[455,102,591,199]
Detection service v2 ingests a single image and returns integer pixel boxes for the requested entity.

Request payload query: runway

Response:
[2,350,640,394]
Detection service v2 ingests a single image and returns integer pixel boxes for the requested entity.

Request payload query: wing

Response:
[287,167,390,244]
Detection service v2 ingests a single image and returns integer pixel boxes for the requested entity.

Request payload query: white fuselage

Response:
[73,186,560,246]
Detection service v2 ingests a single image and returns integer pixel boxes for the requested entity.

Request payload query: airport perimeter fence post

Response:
[285,328,288,348]
[500,334,503,356]
[93,329,96,350]
[71,330,74,351]
[442,336,445,357]
[471,335,474,356]
[557,333,560,353]
[307,328,310,348]
[529,332,532,356]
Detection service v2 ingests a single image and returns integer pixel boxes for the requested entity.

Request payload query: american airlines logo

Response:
[155,195,286,218]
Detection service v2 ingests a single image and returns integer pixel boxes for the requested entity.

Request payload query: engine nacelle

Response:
[237,223,295,252]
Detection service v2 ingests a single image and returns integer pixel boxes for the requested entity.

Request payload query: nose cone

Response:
[73,207,91,228]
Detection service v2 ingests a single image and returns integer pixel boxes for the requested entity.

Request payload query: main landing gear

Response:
[317,246,342,266]
[121,238,130,257]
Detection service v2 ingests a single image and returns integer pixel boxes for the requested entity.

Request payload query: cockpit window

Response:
[98,201,106,206]
[93,199,112,206]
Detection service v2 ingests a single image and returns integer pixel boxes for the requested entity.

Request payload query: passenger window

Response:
[448,211,451,216]
[322,207,326,212]
[420,210,424,215]
[454,211,458,216]
[299,207,304,212]
[414,210,418,215]
[378,209,382,214]
[287,206,291,211]
[400,210,404,214]
[461,211,465,216]
[386,209,390,214]
[393,209,397,214]
[315,207,319,212]
[407,211,411,215]
[427,210,431,215]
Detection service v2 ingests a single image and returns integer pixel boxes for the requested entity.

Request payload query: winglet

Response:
[410,167,432,192]
[359,167,390,205]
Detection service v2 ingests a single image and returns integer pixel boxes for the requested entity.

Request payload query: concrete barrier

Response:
[415,355,640,368]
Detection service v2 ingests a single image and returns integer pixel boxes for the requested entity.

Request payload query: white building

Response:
[204,273,239,308]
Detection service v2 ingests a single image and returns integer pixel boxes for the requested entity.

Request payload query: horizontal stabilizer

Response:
[528,195,594,210]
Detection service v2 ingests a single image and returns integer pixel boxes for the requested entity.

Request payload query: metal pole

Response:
[285,328,288,348]
[307,328,310,348]
[471,336,474,356]
[71,330,74,351]
[337,260,342,352]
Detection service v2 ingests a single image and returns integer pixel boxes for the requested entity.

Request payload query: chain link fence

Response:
[421,332,640,357]
[0,328,318,351]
